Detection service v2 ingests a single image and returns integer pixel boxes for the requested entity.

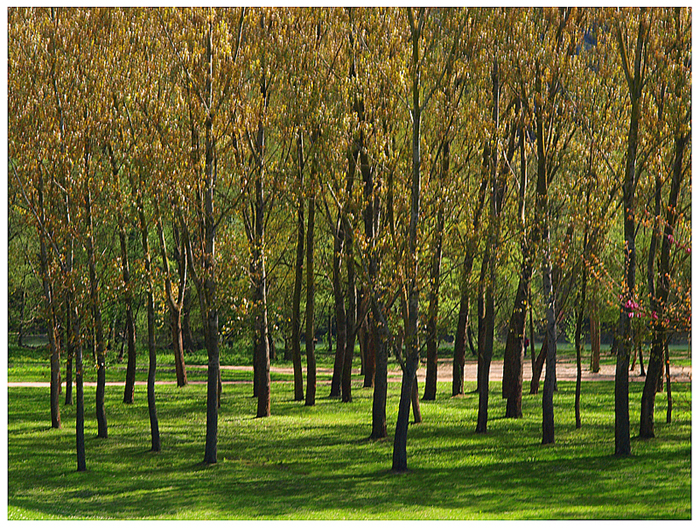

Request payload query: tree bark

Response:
[502,111,530,418]
[305,193,317,407]
[476,59,500,434]
[640,132,688,437]
[251,66,271,417]
[589,288,601,373]
[107,139,140,402]
[423,153,446,401]
[341,150,358,404]
[198,20,219,464]
[574,233,589,429]
[36,170,61,429]
[84,163,108,439]
[329,215,346,398]
[119,222,138,403]
[502,267,528,418]
[393,8,424,471]
[613,9,648,457]
[363,313,376,388]
[74,303,86,470]
[291,132,306,402]
[135,171,160,452]
[534,59,557,445]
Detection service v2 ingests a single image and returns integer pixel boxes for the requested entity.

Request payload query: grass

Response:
[6,360,692,519]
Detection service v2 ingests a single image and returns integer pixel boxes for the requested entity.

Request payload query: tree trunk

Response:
[503,110,530,418]
[502,267,529,418]
[423,183,445,401]
[201,21,219,465]
[291,133,305,402]
[305,194,317,407]
[117,214,138,403]
[640,132,688,437]
[146,284,160,452]
[589,290,601,373]
[393,353,419,473]
[533,60,557,446]
[363,313,376,388]
[393,9,423,471]
[35,169,61,429]
[84,174,108,440]
[453,249,476,396]
[574,235,588,429]
[182,289,196,354]
[476,59,500,434]
[329,216,346,398]
[341,163,358,404]
[153,202,189,389]
[411,373,422,424]
[613,10,648,457]
[251,85,271,417]
[370,336,388,439]
[134,162,160,453]
[73,303,86,471]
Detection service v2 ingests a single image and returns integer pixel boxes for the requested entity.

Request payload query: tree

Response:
[392,7,462,472]
[612,7,652,456]
[639,7,690,439]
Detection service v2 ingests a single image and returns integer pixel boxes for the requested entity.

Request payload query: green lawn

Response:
[6,371,691,519]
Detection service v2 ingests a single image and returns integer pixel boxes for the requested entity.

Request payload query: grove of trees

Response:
[7,7,691,473]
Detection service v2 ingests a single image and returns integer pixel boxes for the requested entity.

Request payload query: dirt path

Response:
[7,358,691,388]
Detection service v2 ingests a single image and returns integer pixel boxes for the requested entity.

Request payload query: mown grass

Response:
[7,370,691,520]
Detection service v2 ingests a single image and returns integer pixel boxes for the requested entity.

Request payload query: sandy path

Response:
[7,358,691,388]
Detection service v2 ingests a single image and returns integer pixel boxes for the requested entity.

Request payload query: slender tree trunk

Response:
[182,289,196,354]
[453,251,475,396]
[533,60,557,445]
[370,334,388,440]
[341,162,358,404]
[117,214,138,403]
[574,235,589,429]
[252,77,271,417]
[153,200,189,389]
[665,342,672,424]
[36,172,61,429]
[503,114,530,418]
[291,133,305,402]
[84,171,108,439]
[305,193,317,407]
[589,289,601,372]
[74,303,86,471]
[453,161,487,397]
[146,285,160,452]
[424,182,445,401]
[614,106,639,457]
[411,373,422,424]
[476,60,500,434]
[393,9,423,471]
[530,340,547,395]
[640,132,688,437]
[502,267,529,418]
[201,20,219,464]
[363,313,376,388]
[172,223,189,386]
[614,10,648,457]
[135,168,160,453]
[329,216,346,398]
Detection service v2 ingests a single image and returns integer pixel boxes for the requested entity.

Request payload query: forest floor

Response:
[8,357,692,387]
